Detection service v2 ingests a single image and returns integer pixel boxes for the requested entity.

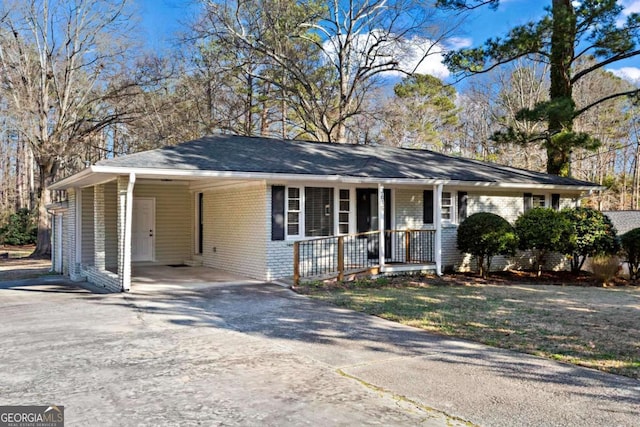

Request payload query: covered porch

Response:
[290,183,444,285]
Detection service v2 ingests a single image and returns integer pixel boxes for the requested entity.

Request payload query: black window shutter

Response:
[458,191,468,222]
[552,193,560,211]
[523,193,533,212]
[423,190,434,224]
[271,186,285,241]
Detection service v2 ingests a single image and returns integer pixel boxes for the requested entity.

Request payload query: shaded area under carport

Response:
[131,265,262,292]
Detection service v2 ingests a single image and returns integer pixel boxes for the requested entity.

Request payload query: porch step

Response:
[184,258,203,267]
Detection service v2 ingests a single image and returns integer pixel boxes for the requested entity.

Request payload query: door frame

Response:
[356,188,392,259]
[132,197,156,262]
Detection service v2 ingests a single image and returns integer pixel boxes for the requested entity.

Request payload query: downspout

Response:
[378,183,385,273]
[122,173,136,292]
[435,183,443,276]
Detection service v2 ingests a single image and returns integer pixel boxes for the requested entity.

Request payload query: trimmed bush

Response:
[0,208,37,246]
[515,208,573,276]
[561,207,619,273]
[457,212,518,278]
[620,228,640,281]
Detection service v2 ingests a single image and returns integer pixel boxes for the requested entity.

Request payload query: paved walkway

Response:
[1,277,639,426]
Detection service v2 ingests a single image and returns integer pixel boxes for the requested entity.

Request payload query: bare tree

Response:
[200,0,458,143]
[0,0,142,256]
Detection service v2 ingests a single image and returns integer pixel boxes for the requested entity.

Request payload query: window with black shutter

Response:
[458,191,468,222]
[523,193,533,212]
[423,190,434,224]
[271,186,285,241]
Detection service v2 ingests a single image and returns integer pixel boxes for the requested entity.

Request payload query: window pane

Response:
[287,212,299,236]
[533,195,545,207]
[441,192,453,221]
[339,189,349,200]
[288,187,299,199]
[287,223,299,235]
[339,224,349,234]
[339,200,349,211]
[442,192,452,205]
[288,199,299,211]
[442,207,451,220]
[339,212,349,223]
[305,187,334,237]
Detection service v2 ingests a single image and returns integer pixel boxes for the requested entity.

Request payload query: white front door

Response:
[132,198,155,262]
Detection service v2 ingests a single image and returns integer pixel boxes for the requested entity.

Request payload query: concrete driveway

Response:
[1,278,639,426]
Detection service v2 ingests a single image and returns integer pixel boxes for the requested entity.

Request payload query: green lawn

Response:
[297,276,640,379]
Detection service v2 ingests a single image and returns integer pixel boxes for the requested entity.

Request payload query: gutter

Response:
[49,165,602,192]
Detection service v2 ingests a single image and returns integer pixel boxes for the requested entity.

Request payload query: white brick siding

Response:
[202,182,267,280]
[104,182,118,272]
[394,189,426,229]
[81,187,94,265]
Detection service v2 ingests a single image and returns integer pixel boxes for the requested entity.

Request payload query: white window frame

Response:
[286,187,301,238]
[532,194,546,208]
[284,185,355,240]
[441,190,457,225]
[337,188,351,235]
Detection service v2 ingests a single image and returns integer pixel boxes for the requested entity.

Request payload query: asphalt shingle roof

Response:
[96,134,597,186]
[603,211,640,235]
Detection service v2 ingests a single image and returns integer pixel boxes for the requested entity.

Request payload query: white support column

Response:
[118,173,136,292]
[378,183,385,271]
[434,183,443,276]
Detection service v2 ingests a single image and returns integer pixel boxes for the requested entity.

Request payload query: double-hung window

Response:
[441,192,453,222]
[287,188,301,237]
[338,189,350,234]
[532,195,546,208]
[304,187,334,237]
[283,186,350,238]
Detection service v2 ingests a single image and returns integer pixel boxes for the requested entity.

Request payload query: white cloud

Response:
[445,37,473,50]
[392,37,451,79]
[620,0,640,15]
[617,0,640,25]
[322,31,454,79]
[608,66,640,84]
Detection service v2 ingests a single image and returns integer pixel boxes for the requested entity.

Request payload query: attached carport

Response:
[131,265,260,292]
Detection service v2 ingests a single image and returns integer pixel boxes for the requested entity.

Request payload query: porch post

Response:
[378,183,385,271]
[434,183,443,275]
[118,173,136,292]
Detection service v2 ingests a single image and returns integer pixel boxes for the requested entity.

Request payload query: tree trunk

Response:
[31,158,58,258]
[547,0,576,176]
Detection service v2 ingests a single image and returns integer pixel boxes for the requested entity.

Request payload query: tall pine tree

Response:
[438,0,640,176]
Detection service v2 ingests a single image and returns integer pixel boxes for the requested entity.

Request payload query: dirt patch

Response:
[0,245,51,281]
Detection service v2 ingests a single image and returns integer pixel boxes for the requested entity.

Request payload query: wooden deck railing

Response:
[293,229,435,285]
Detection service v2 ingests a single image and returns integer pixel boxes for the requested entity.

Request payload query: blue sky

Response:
[137,0,640,85]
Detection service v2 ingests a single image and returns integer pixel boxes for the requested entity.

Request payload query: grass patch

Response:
[296,275,640,379]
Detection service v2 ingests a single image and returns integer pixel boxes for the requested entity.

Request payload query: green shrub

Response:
[0,208,37,246]
[457,212,518,278]
[515,208,573,276]
[620,228,640,281]
[590,255,620,286]
[561,207,619,273]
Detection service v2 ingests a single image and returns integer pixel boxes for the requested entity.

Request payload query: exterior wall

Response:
[65,188,83,281]
[81,187,94,265]
[132,183,192,265]
[451,190,579,272]
[104,182,118,272]
[202,182,268,280]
